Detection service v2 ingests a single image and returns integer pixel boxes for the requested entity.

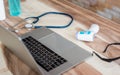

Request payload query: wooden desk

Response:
[0,43,101,75]
[0,0,120,75]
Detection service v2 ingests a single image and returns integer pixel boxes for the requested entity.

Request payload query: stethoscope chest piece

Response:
[24,23,34,30]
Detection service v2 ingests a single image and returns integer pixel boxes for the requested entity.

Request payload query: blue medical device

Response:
[8,0,21,16]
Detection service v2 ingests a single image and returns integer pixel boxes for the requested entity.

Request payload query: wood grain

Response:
[70,0,120,24]
[0,43,101,75]
[62,63,101,75]
[0,0,102,75]
[0,43,39,75]
[40,0,120,64]
[107,0,120,7]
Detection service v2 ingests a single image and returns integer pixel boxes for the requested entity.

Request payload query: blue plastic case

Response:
[8,0,21,16]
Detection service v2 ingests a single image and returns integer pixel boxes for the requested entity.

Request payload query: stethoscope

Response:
[13,12,73,32]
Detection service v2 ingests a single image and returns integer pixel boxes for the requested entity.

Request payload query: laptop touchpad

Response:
[38,33,75,51]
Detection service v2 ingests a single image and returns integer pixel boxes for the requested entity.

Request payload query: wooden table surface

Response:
[0,0,120,75]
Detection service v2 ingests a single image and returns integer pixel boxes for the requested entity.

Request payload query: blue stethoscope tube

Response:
[24,12,74,29]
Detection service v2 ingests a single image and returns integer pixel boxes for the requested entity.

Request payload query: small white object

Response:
[0,0,6,20]
[76,31,95,41]
[15,30,19,33]
[76,24,100,41]
[88,24,100,34]
[25,24,33,28]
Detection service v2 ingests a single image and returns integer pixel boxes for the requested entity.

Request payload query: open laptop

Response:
[0,25,91,75]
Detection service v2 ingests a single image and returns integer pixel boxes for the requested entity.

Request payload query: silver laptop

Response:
[0,25,91,75]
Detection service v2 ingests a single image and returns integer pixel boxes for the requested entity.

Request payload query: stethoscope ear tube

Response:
[13,12,74,32]
[24,12,74,29]
[13,17,38,31]
[25,17,39,24]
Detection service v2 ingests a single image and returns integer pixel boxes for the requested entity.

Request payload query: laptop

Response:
[0,25,91,75]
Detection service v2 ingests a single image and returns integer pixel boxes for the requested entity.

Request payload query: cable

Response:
[93,51,120,62]
[103,43,120,53]
[93,42,120,62]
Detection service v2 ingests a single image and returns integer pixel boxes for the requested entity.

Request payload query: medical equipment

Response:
[13,12,73,32]
[76,24,99,41]
[76,31,95,41]
[8,0,21,16]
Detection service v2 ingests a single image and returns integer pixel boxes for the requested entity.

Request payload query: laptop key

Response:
[22,36,67,72]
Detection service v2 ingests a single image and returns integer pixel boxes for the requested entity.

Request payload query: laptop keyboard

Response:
[22,36,67,72]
